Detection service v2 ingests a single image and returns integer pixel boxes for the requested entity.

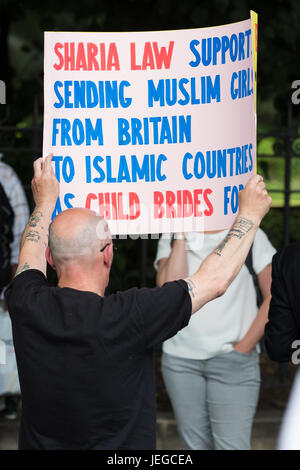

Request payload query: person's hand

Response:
[233,341,253,355]
[31,154,59,208]
[239,175,272,226]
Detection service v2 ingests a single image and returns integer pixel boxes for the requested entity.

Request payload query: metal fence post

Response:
[279,102,293,387]
[32,95,40,162]
[140,238,148,287]
[283,102,293,246]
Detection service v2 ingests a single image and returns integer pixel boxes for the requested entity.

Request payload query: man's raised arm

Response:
[15,155,59,277]
[185,175,272,314]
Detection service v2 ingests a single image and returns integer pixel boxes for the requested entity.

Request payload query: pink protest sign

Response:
[43,12,257,235]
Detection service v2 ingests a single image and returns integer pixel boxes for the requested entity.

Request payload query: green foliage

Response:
[260,208,284,250]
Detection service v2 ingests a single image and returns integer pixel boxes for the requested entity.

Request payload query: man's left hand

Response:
[31,154,59,208]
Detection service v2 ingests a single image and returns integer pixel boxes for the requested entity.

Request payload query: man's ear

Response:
[103,243,113,268]
[46,246,56,271]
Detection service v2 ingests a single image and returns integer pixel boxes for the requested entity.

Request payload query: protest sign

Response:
[43,11,257,235]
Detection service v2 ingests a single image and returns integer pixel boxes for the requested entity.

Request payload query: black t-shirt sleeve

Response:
[264,252,299,362]
[134,280,192,349]
[5,269,48,319]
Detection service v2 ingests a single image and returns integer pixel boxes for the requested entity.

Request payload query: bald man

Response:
[5,155,272,450]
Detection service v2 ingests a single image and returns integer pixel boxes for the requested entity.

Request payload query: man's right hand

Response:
[184,174,272,315]
[238,175,272,226]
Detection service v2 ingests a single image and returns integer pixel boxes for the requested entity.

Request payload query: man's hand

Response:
[184,175,272,314]
[31,154,59,208]
[239,175,272,226]
[15,154,59,278]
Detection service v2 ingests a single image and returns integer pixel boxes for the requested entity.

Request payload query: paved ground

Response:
[0,409,283,450]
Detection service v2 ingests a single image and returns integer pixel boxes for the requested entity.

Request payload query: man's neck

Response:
[57,267,107,297]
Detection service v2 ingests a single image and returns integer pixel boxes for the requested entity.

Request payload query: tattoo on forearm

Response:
[22,210,48,247]
[214,217,254,257]
[25,230,41,243]
[15,262,31,277]
[186,278,196,298]
[29,211,43,227]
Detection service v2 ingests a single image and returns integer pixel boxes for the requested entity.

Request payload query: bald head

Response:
[49,208,111,268]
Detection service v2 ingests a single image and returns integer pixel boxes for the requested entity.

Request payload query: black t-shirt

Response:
[5,269,191,450]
